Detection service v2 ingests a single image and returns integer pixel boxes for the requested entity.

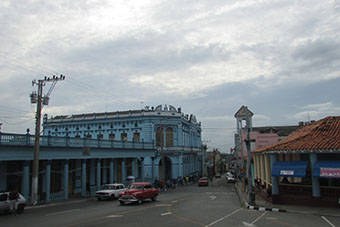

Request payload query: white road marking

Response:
[209,196,216,200]
[161,212,171,216]
[106,215,123,218]
[242,211,267,226]
[205,208,243,227]
[242,221,256,227]
[252,211,267,225]
[265,217,278,220]
[46,209,80,216]
[171,200,178,203]
[322,216,336,227]
[155,204,171,207]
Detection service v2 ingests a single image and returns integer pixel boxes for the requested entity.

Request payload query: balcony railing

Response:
[0,132,154,150]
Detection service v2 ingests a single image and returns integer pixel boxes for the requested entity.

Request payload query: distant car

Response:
[226,172,235,179]
[215,173,221,178]
[96,183,126,200]
[198,177,209,186]
[226,171,234,177]
[0,192,27,214]
[226,176,236,183]
[119,182,159,205]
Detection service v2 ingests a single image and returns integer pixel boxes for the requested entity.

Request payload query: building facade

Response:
[43,104,203,183]
[0,104,203,204]
[253,116,340,207]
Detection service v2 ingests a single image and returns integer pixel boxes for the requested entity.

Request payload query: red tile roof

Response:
[253,116,340,153]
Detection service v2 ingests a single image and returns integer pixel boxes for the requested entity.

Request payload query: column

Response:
[263,155,268,186]
[96,159,101,191]
[0,161,7,191]
[178,155,183,177]
[310,153,320,197]
[22,161,30,201]
[253,155,258,180]
[140,157,145,182]
[102,159,107,185]
[64,160,69,200]
[270,154,279,195]
[114,159,118,183]
[46,160,51,203]
[121,159,126,186]
[151,157,155,182]
[266,155,271,185]
[81,160,86,197]
[131,159,136,177]
[260,155,265,185]
[109,159,114,184]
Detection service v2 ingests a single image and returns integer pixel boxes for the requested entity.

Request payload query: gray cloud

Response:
[1,0,340,153]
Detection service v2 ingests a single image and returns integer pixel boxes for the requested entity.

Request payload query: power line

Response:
[0,117,35,125]
[1,51,144,111]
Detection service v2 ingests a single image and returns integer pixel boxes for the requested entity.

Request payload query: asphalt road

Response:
[1,178,340,227]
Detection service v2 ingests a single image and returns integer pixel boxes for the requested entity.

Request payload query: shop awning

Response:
[272,161,308,177]
[313,161,340,178]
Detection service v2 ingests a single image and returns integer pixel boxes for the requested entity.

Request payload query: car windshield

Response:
[130,184,144,189]
[103,185,115,190]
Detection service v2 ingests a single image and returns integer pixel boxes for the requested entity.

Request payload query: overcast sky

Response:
[0,0,339,153]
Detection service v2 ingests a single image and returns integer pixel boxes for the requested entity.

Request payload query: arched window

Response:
[156,127,163,147]
[166,128,174,147]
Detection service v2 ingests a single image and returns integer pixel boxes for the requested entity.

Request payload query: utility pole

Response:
[30,75,65,205]
[245,107,255,205]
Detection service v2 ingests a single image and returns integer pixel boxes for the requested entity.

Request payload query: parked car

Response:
[96,183,126,200]
[0,192,27,214]
[226,171,235,179]
[198,177,209,186]
[119,182,159,205]
[215,173,221,178]
[226,176,236,183]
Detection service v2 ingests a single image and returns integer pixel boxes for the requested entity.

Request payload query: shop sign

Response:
[320,168,340,178]
[280,170,294,176]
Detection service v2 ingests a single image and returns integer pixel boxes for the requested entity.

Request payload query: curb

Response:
[235,183,340,218]
[234,182,287,213]
[26,197,93,209]
[246,203,286,212]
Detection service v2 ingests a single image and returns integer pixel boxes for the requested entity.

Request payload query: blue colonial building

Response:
[0,104,203,203]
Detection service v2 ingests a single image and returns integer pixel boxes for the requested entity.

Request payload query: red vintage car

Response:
[118,182,159,205]
[198,177,209,186]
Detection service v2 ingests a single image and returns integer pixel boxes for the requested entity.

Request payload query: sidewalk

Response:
[234,181,340,218]
[26,196,93,210]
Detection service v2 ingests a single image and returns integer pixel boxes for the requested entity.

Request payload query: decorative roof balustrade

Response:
[0,132,154,150]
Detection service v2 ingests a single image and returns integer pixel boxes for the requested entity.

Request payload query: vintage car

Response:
[198,177,209,186]
[118,182,159,205]
[95,183,126,200]
[0,192,27,214]
[226,176,236,183]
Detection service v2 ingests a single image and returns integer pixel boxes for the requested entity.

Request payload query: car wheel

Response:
[119,201,125,205]
[151,195,157,202]
[111,195,115,200]
[17,204,24,214]
[137,197,143,205]
[97,197,101,201]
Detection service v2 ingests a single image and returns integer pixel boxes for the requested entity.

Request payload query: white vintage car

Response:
[95,183,126,200]
[0,192,27,214]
